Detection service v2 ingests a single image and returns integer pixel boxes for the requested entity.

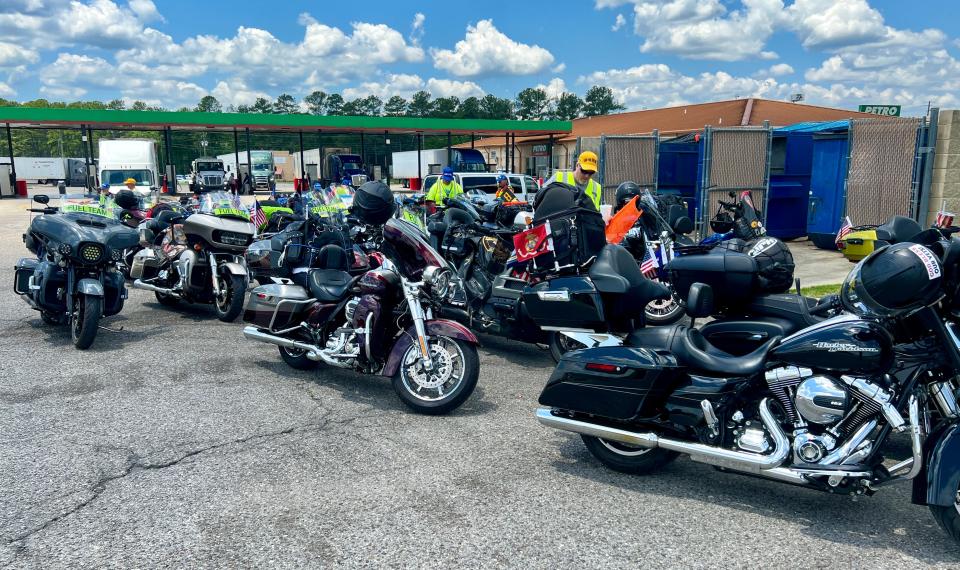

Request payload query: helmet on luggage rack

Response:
[841,242,943,318]
[614,181,641,213]
[352,181,396,225]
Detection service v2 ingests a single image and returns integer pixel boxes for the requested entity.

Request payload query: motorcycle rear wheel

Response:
[930,488,960,545]
[548,332,587,363]
[393,336,479,415]
[154,291,179,306]
[279,345,318,370]
[581,435,678,474]
[71,294,102,350]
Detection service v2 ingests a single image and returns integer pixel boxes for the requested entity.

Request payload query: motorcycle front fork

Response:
[402,279,434,371]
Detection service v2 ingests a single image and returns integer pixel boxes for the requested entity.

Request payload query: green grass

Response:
[799,283,842,299]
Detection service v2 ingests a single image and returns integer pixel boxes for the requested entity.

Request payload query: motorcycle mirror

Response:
[33,194,50,205]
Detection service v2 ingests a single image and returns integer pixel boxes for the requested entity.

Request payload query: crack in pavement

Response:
[3,418,343,550]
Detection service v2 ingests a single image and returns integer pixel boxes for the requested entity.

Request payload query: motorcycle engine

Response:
[795,375,849,424]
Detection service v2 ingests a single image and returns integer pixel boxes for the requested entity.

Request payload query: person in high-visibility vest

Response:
[425,167,463,211]
[552,151,602,211]
[494,174,517,202]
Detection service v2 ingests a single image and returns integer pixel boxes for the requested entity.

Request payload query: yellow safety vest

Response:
[554,171,602,211]
[426,180,463,203]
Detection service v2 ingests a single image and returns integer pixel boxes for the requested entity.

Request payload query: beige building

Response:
[926,110,960,223]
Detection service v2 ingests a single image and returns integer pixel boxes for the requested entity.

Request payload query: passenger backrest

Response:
[686,283,715,318]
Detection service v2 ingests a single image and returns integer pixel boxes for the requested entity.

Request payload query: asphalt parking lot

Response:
[1,195,958,568]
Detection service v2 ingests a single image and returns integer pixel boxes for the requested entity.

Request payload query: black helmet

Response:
[841,242,943,318]
[352,181,396,225]
[615,181,641,211]
[113,189,140,210]
[710,212,734,234]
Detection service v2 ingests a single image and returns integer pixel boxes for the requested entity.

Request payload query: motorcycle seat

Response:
[306,244,356,302]
[875,216,922,243]
[627,324,779,376]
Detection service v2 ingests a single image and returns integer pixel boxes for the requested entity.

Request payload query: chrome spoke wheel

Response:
[400,336,466,402]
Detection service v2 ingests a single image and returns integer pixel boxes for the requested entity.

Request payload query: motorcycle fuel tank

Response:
[770,314,893,374]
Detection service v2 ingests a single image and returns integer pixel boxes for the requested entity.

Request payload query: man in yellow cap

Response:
[552,151,603,211]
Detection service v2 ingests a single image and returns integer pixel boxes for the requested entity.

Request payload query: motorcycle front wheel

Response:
[581,435,678,475]
[71,294,102,350]
[393,335,479,415]
[214,273,246,322]
[930,487,960,545]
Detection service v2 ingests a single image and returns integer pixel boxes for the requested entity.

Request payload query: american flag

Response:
[640,241,659,278]
[835,216,853,245]
[251,200,266,230]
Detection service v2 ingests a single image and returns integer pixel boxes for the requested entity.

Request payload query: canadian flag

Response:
[513,221,554,262]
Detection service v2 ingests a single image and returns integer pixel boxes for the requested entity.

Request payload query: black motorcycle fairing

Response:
[912,421,960,506]
[31,212,139,255]
[539,345,684,421]
[627,324,780,376]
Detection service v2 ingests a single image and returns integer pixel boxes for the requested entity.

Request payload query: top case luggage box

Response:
[539,346,682,420]
[668,249,758,309]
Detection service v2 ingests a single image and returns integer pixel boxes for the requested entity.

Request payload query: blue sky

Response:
[1,0,956,114]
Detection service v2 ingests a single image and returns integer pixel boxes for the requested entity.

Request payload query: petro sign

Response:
[858,105,901,117]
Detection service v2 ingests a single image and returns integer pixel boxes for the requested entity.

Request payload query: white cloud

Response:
[765,63,794,76]
[552,63,567,73]
[342,73,425,100]
[612,13,626,31]
[628,0,784,61]
[431,19,554,77]
[580,60,960,111]
[0,41,39,68]
[426,78,484,99]
[537,78,568,99]
[128,0,163,23]
[0,81,16,98]
[410,12,425,45]
[211,80,270,108]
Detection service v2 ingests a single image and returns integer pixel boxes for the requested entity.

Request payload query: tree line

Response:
[0,85,626,121]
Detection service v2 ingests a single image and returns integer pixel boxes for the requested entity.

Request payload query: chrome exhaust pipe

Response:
[536,398,790,474]
[241,326,350,368]
[132,279,181,298]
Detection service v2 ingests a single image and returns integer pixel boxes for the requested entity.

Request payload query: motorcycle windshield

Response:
[59,193,122,221]
[199,191,250,221]
[380,217,446,279]
[304,189,348,222]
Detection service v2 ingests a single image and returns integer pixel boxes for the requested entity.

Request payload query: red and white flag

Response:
[512,221,554,262]
[251,200,266,230]
[640,241,659,278]
[835,216,853,245]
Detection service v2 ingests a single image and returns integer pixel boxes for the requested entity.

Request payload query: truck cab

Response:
[190,157,226,192]
[325,154,367,186]
[98,138,158,196]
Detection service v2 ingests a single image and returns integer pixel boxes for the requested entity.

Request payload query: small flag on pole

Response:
[835,216,853,245]
[251,199,266,230]
[512,221,554,262]
[640,241,659,278]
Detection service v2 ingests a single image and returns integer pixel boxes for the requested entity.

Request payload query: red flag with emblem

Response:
[513,221,553,262]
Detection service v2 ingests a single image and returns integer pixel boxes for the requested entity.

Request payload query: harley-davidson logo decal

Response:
[812,341,880,353]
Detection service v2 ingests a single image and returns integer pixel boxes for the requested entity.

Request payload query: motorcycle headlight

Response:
[110,249,123,261]
[79,243,104,263]
[423,266,452,298]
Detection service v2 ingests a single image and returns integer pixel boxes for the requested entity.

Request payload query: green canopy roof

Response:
[0,107,571,136]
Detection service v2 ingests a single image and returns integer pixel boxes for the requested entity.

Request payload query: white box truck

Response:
[98,139,159,194]
[391,148,487,187]
[219,150,275,191]
[0,157,88,186]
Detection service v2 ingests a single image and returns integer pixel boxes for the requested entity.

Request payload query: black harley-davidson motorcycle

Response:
[533,238,960,545]
[241,181,480,415]
[130,191,253,322]
[14,193,139,349]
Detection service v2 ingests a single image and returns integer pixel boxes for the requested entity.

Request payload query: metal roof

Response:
[773,120,851,134]
[0,106,571,136]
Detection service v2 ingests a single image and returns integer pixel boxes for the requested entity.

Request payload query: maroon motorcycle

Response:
[241,181,480,415]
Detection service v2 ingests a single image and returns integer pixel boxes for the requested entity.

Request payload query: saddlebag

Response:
[539,346,682,420]
[242,284,313,331]
[14,258,39,295]
[522,276,605,331]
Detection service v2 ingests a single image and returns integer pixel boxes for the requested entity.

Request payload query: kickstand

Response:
[98,324,124,333]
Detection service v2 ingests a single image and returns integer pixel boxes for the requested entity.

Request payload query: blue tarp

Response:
[774,120,850,134]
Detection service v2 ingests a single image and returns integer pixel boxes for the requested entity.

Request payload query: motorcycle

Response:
[130,191,253,321]
[241,215,480,415]
[14,193,139,349]
[533,237,960,547]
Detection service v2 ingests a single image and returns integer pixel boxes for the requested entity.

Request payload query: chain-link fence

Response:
[599,135,658,205]
[845,117,923,225]
[699,126,772,233]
